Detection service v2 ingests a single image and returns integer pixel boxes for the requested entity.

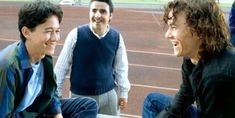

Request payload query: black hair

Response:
[90,0,114,13]
[18,0,63,42]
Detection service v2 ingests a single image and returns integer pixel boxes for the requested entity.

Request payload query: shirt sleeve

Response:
[46,93,62,116]
[114,34,131,99]
[158,59,195,117]
[0,67,17,118]
[54,28,77,97]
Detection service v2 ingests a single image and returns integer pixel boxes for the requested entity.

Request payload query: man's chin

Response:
[174,52,181,57]
[46,51,55,56]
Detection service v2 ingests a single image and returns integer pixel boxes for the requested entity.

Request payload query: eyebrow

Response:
[167,19,174,25]
[168,15,174,20]
[167,15,176,25]
[91,8,107,11]
[44,27,60,30]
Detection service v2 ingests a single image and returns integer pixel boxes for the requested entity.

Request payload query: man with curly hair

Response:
[142,0,235,117]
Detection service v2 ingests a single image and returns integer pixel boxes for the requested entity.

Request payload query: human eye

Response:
[56,29,61,34]
[170,25,177,30]
[100,9,107,14]
[92,9,97,13]
[45,30,53,34]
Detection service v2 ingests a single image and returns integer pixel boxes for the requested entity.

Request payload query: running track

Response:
[0,3,186,117]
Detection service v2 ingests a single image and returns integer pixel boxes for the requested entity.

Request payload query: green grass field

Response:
[0,0,232,8]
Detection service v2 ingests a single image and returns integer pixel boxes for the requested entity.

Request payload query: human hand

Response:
[118,98,128,110]
[54,113,63,118]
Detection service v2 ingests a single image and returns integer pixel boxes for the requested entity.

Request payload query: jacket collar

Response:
[17,41,32,70]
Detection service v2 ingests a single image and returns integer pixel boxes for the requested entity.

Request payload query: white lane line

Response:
[121,113,141,118]
[1,38,180,71]
[0,38,64,45]
[0,38,18,42]
[65,76,179,91]
[127,49,173,56]
[131,84,179,91]
[0,38,174,56]
[129,63,180,71]
[152,12,164,30]
[53,58,180,70]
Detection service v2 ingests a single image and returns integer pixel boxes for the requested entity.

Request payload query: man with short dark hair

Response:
[54,0,130,116]
[0,1,98,117]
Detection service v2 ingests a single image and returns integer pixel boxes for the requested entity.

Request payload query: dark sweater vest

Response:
[70,24,120,95]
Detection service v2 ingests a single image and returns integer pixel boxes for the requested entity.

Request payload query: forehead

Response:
[90,1,109,10]
[36,16,60,30]
[167,10,186,25]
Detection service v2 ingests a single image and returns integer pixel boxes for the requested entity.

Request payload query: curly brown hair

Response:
[163,0,231,61]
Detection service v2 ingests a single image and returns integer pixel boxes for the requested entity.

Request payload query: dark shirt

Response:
[158,47,235,118]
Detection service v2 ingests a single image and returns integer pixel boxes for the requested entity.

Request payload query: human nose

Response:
[165,28,172,40]
[95,11,101,17]
[50,31,60,41]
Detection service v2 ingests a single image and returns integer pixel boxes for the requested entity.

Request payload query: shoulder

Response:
[76,24,90,34]
[219,47,235,62]
[0,42,19,68]
[204,47,235,75]
[78,24,89,30]
[108,27,121,40]
[206,47,235,63]
[110,26,120,34]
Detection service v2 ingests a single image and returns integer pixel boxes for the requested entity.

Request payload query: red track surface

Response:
[0,3,185,117]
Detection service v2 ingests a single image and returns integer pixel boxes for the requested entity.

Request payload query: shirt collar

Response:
[89,23,110,39]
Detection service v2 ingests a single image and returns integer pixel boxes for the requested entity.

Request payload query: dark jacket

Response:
[158,47,235,118]
[0,41,61,118]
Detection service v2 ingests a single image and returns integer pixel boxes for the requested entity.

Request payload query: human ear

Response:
[21,26,31,40]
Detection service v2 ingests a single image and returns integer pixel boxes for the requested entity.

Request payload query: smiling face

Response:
[89,1,112,35]
[165,10,201,61]
[23,15,60,61]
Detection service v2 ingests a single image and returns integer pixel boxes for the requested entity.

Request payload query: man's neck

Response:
[25,41,44,64]
[90,24,109,37]
[190,56,200,65]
